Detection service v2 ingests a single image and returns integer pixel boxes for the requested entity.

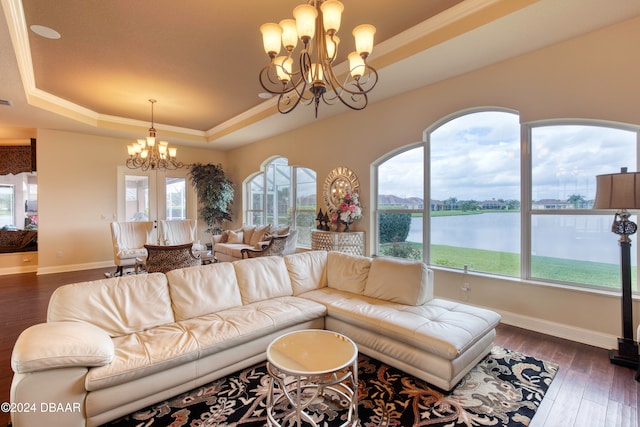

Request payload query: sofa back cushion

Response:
[47,273,174,337]
[284,251,328,295]
[326,251,371,294]
[364,256,434,305]
[166,263,243,321]
[233,256,293,304]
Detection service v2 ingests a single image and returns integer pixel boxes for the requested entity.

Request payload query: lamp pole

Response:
[610,211,639,368]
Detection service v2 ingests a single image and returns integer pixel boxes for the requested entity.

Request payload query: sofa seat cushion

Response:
[85,296,326,391]
[300,289,500,361]
[213,242,253,259]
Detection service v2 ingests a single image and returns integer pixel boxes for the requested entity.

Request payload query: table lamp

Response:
[593,167,640,368]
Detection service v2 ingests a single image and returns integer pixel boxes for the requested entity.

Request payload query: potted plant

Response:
[188,163,234,234]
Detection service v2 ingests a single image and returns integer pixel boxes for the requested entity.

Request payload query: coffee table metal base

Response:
[266,361,358,427]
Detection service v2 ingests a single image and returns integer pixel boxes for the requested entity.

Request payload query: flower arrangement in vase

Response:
[331,192,362,232]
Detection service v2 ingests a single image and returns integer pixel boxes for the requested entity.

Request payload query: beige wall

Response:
[35,129,225,273]
[4,16,638,346]
[224,16,640,347]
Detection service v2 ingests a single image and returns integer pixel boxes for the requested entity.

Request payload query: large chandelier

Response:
[126,99,184,171]
[259,0,378,117]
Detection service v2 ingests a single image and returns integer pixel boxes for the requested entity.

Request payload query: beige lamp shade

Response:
[279,19,298,51]
[353,24,375,57]
[320,0,344,33]
[593,170,640,210]
[293,4,317,40]
[260,23,283,56]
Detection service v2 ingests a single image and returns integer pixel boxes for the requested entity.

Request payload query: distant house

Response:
[480,200,506,210]
[532,199,572,209]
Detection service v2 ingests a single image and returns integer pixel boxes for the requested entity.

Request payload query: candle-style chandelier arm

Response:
[258,0,378,117]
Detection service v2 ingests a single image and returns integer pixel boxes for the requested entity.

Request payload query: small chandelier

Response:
[126,99,184,171]
[259,0,378,117]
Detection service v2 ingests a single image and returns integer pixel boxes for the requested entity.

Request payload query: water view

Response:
[406,212,627,266]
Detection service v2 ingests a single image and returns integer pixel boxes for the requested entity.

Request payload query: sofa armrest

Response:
[12,321,114,374]
[211,234,224,245]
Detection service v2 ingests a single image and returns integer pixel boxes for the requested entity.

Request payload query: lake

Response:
[406,212,627,265]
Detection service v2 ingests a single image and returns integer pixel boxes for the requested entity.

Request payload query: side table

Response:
[311,230,365,256]
[266,329,358,427]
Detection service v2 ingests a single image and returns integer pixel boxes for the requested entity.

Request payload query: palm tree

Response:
[567,194,585,209]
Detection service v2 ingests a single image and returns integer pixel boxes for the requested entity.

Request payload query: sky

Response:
[377,111,636,202]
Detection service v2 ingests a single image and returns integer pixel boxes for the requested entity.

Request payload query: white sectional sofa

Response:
[10,251,501,427]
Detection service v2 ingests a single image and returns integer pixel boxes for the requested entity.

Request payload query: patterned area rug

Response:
[104,346,558,427]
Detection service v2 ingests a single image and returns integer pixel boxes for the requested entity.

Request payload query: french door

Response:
[117,166,197,243]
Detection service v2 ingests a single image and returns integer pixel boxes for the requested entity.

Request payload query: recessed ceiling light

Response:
[258,92,273,99]
[30,25,61,40]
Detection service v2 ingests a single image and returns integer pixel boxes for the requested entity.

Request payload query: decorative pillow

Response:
[269,225,290,236]
[241,225,256,245]
[250,224,271,246]
[219,231,229,243]
[227,230,244,244]
[285,251,328,295]
[326,252,371,294]
[364,256,433,306]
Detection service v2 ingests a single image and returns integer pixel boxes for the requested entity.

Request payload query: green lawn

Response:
[382,242,635,290]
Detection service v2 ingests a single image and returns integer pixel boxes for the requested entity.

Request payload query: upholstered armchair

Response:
[140,243,201,273]
[159,219,196,245]
[241,234,290,259]
[159,219,208,256]
[109,221,154,276]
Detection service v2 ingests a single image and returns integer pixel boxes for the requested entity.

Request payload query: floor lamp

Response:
[593,168,639,369]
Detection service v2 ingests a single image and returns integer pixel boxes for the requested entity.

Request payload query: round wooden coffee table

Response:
[266,329,358,427]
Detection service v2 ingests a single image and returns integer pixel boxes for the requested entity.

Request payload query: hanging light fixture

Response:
[126,99,184,171]
[259,0,378,118]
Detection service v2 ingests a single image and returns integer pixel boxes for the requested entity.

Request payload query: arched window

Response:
[375,109,640,290]
[428,110,521,276]
[244,157,317,247]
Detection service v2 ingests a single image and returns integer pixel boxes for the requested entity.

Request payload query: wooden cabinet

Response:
[311,230,365,256]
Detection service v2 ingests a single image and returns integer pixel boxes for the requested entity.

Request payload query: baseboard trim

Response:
[497,309,618,350]
[37,261,113,275]
[0,264,38,275]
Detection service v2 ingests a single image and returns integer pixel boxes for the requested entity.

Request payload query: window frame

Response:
[373,109,640,293]
[243,156,317,247]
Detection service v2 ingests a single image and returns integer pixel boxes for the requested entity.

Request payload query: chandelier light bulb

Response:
[260,23,283,57]
[274,56,293,82]
[348,52,365,78]
[293,4,317,42]
[353,24,376,57]
[279,19,298,51]
[326,35,339,60]
[320,0,344,34]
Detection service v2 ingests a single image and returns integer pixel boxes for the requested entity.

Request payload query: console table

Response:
[311,230,365,256]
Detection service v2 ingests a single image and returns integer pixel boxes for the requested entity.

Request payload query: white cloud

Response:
[376,112,636,203]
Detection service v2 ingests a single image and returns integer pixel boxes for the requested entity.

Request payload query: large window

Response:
[374,109,639,291]
[244,157,316,247]
[529,124,636,289]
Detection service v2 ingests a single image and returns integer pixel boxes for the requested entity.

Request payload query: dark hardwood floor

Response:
[0,267,638,427]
